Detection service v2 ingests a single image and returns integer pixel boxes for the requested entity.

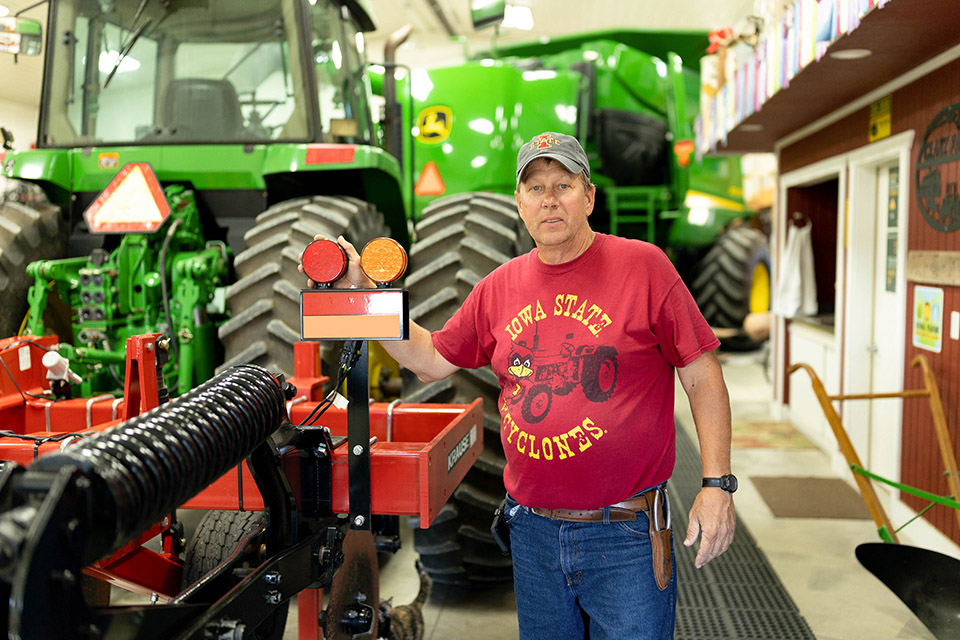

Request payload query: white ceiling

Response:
[364,0,756,67]
[1,0,756,109]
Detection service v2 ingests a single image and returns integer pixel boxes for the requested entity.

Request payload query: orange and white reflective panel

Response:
[300,289,409,341]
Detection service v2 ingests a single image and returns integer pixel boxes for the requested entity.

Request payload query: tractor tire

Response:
[521,384,552,424]
[181,510,288,639]
[691,226,770,350]
[580,346,618,402]
[404,192,531,586]
[0,200,67,337]
[218,196,388,378]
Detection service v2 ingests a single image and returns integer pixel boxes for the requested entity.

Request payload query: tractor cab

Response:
[36,0,375,148]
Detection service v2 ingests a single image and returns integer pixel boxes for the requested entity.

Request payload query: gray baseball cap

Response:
[516,132,590,186]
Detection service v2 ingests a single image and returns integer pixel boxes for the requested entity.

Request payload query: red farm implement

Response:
[0,243,481,639]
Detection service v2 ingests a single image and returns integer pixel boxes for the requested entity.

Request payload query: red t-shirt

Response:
[432,233,719,509]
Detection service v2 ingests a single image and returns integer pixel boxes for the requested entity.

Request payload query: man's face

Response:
[515,158,595,260]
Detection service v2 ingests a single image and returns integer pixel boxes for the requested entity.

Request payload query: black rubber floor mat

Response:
[673,422,816,639]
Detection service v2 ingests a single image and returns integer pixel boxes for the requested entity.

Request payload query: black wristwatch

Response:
[702,474,738,493]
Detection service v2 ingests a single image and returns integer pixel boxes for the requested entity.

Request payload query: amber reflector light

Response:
[360,237,407,284]
[302,239,348,285]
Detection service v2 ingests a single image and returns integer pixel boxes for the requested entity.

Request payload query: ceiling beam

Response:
[422,0,458,37]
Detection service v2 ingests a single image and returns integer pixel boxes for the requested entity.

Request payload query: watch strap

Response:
[702,474,737,493]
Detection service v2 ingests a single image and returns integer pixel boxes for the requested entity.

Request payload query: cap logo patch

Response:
[533,134,561,149]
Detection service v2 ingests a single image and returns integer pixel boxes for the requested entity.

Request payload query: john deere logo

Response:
[916,103,960,232]
[416,106,452,144]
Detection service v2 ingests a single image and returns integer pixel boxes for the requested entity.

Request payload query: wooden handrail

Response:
[787,362,898,542]
[826,390,930,401]
[912,355,960,534]
[788,354,960,540]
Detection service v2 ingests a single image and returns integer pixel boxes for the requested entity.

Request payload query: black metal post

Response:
[347,341,371,530]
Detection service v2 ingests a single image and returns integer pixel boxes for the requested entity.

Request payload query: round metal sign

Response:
[915,103,960,233]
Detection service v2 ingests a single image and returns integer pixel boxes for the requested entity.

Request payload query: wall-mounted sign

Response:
[915,103,960,232]
[888,166,899,228]
[869,96,891,143]
[912,285,943,353]
[885,232,897,293]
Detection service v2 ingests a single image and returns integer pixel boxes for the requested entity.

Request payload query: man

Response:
[302,132,736,639]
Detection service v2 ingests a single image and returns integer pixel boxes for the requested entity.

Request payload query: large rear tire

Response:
[404,192,529,586]
[691,226,770,351]
[0,200,67,337]
[218,196,388,378]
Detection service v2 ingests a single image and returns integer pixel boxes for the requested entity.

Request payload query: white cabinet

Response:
[786,319,841,453]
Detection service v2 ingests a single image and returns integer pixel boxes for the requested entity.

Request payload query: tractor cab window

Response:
[308,3,374,144]
[42,0,311,146]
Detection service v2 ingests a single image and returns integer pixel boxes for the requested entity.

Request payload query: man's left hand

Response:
[683,488,735,568]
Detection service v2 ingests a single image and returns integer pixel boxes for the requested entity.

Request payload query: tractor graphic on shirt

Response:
[503,334,619,424]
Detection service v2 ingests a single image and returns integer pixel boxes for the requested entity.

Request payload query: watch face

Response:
[721,474,738,493]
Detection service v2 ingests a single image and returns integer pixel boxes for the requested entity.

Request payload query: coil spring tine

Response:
[33,365,287,562]
[193,387,250,455]
[124,424,181,492]
[169,404,229,462]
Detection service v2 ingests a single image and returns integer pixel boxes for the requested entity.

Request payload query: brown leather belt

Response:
[530,489,656,522]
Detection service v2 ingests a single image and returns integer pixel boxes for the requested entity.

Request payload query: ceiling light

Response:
[501,3,533,30]
[829,48,872,60]
[0,5,9,17]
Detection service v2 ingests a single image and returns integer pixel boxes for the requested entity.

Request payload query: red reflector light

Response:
[360,237,407,284]
[305,145,356,165]
[302,239,348,285]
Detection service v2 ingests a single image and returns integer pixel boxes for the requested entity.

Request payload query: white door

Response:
[866,162,906,480]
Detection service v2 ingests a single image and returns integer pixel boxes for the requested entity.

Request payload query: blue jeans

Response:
[505,493,677,640]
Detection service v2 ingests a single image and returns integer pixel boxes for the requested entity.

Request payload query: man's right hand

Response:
[298,234,375,289]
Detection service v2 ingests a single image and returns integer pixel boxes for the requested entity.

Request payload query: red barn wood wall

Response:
[780,57,960,542]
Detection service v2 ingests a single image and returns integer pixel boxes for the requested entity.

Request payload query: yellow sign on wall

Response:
[869,96,891,143]
[913,284,943,353]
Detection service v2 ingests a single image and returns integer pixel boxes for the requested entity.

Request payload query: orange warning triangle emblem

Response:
[84,162,170,233]
[415,161,446,196]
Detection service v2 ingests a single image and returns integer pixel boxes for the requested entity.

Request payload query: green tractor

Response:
[1,0,407,396]
[379,25,769,584]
